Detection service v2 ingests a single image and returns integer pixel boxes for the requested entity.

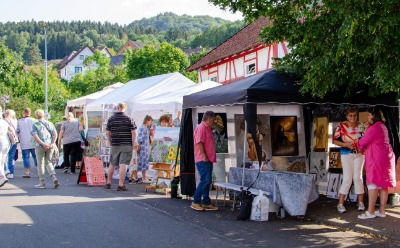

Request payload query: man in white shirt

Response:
[17,108,37,178]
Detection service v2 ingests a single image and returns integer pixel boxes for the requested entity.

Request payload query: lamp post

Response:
[40,21,49,118]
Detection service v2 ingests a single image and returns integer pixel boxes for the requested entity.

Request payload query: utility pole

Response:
[40,21,49,118]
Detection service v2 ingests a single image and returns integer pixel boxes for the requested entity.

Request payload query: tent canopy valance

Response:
[182,70,399,109]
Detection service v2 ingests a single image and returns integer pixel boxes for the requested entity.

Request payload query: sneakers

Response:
[191,203,205,211]
[142,178,151,184]
[337,204,346,213]
[374,210,386,218]
[6,173,14,179]
[104,183,111,189]
[0,177,8,187]
[22,173,31,178]
[357,202,366,211]
[202,204,219,211]
[34,184,46,189]
[53,180,60,189]
[117,185,128,191]
[358,211,376,219]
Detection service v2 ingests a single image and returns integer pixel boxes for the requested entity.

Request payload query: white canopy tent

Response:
[132,80,221,124]
[85,72,195,123]
[67,82,124,108]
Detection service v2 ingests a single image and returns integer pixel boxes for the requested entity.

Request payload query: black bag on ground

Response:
[170,176,180,199]
[237,190,254,221]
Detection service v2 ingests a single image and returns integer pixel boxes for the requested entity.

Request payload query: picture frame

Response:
[270,116,299,156]
[326,173,341,199]
[313,116,329,152]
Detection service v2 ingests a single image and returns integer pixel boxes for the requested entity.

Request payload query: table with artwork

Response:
[229,167,319,216]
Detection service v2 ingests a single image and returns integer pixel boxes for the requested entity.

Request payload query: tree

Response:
[209,0,400,97]
[125,42,190,80]
[23,45,42,65]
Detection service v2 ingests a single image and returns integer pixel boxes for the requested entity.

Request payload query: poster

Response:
[313,116,329,152]
[198,113,228,153]
[149,127,180,164]
[270,116,298,156]
[234,114,270,164]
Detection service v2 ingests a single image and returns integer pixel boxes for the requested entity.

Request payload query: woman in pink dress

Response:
[357,107,396,219]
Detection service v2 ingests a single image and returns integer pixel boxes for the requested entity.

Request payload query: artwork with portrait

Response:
[328,147,342,169]
[198,113,228,153]
[313,116,329,152]
[270,116,298,156]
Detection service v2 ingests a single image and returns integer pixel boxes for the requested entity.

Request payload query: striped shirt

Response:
[106,112,137,146]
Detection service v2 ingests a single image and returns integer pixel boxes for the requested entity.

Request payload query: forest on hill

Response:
[0,12,244,64]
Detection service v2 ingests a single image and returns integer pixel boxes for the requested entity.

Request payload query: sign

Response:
[79,157,106,186]
[149,127,180,164]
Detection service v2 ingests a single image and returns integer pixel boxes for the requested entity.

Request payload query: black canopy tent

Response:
[179,69,399,196]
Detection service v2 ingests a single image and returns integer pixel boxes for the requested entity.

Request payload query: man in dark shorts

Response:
[105,103,137,191]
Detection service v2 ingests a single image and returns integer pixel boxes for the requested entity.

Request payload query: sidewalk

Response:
[306,196,400,241]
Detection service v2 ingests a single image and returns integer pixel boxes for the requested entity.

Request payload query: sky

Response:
[0,0,243,24]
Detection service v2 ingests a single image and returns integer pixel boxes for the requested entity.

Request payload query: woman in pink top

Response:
[357,107,396,219]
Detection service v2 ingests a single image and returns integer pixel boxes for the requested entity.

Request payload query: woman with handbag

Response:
[58,112,83,174]
[4,109,18,179]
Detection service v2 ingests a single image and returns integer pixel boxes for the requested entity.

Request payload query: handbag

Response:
[80,131,89,147]
[5,119,18,145]
[237,190,254,221]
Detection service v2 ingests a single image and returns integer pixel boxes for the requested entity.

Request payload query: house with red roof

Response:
[186,17,289,84]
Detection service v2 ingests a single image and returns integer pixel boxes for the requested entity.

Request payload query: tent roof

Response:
[137,80,221,105]
[86,72,195,112]
[67,82,124,107]
[183,69,399,109]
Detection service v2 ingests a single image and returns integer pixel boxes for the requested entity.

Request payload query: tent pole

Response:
[241,121,247,188]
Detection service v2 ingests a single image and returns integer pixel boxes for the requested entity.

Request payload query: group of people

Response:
[334,107,396,219]
[0,107,88,189]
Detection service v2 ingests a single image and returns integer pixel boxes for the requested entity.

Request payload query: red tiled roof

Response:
[186,17,271,71]
[117,40,143,55]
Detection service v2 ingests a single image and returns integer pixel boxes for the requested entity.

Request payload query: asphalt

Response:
[1,162,399,248]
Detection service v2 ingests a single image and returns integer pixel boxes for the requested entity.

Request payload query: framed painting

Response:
[270,116,298,156]
[198,113,228,153]
[313,116,329,152]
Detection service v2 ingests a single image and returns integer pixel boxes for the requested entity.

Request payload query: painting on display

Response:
[326,173,341,199]
[87,111,102,129]
[149,127,180,164]
[313,116,329,152]
[328,148,342,169]
[198,113,228,153]
[234,114,270,164]
[309,152,328,183]
[270,116,298,156]
[271,156,306,173]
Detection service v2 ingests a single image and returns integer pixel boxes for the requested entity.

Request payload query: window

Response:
[246,63,256,76]
[210,76,217,82]
[74,67,83,73]
[79,55,85,60]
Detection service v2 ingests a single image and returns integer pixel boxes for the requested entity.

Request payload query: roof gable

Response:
[187,17,271,71]
[117,40,143,55]
[59,46,94,69]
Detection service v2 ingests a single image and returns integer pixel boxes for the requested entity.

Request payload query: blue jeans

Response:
[193,161,213,205]
[6,144,17,174]
[22,149,38,169]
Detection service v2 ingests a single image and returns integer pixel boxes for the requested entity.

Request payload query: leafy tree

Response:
[23,45,42,65]
[125,42,190,80]
[209,0,400,97]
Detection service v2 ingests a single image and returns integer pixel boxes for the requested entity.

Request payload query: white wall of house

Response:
[60,47,111,81]
[197,42,289,84]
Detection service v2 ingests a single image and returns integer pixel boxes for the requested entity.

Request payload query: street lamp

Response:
[39,21,49,118]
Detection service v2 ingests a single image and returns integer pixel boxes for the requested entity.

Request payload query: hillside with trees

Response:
[0,13,244,64]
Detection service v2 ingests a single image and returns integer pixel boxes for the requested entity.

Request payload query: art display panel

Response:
[198,113,228,153]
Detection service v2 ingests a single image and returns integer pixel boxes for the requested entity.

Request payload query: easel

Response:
[144,162,180,194]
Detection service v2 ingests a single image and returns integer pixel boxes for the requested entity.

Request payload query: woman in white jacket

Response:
[0,106,10,187]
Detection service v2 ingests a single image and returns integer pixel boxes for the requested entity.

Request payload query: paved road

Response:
[0,163,397,248]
